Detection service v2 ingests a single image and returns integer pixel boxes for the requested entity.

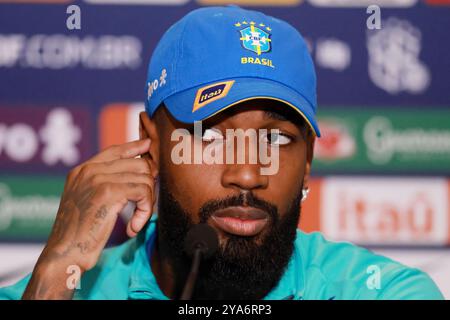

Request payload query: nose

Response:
[221,162,268,192]
[220,129,269,192]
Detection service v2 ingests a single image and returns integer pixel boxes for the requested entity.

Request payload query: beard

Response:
[156,175,303,300]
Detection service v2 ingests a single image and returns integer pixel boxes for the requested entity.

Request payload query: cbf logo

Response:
[235,21,272,56]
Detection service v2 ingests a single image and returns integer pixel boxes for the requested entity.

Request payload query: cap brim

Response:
[163,77,321,137]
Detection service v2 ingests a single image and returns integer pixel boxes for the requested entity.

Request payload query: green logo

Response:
[0,176,64,240]
[313,108,450,173]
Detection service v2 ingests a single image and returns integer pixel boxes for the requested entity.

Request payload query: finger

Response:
[88,139,151,163]
[123,183,154,238]
[103,182,153,238]
[80,158,154,179]
[127,204,151,238]
[91,173,155,197]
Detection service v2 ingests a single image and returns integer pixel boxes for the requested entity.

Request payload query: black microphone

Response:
[180,223,219,300]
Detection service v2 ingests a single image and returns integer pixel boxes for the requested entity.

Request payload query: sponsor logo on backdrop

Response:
[0,177,63,240]
[367,17,430,95]
[84,0,189,4]
[363,116,450,165]
[315,119,356,160]
[315,38,351,71]
[314,109,450,173]
[0,107,93,172]
[99,103,143,149]
[0,34,141,70]
[308,0,417,7]
[321,177,449,246]
[197,0,303,6]
[425,0,450,5]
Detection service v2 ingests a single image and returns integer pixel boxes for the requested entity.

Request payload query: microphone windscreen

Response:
[184,223,219,259]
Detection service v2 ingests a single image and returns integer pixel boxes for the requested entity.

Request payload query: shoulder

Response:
[0,237,141,300]
[295,231,444,300]
[0,274,32,300]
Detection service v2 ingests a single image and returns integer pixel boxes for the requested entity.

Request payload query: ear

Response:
[139,111,160,172]
[302,133,315,190]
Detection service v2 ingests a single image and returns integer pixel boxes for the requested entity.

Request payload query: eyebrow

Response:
[263,109,309,139]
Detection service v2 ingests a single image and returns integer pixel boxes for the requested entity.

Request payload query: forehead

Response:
[206,100,309,135]
[154,99,307,132]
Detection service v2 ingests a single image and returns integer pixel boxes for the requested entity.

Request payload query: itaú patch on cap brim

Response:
[163,77,321,137]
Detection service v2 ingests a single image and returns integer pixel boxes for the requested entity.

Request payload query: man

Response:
[0,5,443,300]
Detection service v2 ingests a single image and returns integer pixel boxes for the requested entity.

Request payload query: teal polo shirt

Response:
[0,215,444,300]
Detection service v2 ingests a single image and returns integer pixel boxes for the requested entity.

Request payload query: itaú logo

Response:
[321,177,449,246]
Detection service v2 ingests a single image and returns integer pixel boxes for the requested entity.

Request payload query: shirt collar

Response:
[128,215,169,300]
[262,236,305,300]
[128,215,304,300]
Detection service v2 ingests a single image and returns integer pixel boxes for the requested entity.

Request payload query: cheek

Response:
[267,149,306,214]
[160,134,227,220]
[162,161,224,222]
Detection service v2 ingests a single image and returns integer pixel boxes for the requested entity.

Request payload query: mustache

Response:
[198,192,279,225]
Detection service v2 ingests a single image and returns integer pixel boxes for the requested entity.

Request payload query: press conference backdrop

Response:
[0,0,449,298]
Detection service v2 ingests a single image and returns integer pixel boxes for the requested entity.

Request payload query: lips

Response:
[210,206,269,237]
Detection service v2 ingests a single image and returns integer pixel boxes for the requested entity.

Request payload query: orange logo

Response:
[425,0,450,5]
[99,103,144,150]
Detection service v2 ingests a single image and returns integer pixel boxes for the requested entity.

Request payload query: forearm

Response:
[22,257,80,300]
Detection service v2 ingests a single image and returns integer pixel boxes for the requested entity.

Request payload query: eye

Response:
[201,128,224,142]
[262,131,292,146]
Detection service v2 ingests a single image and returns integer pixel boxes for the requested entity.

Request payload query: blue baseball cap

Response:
[145,5,320,137]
